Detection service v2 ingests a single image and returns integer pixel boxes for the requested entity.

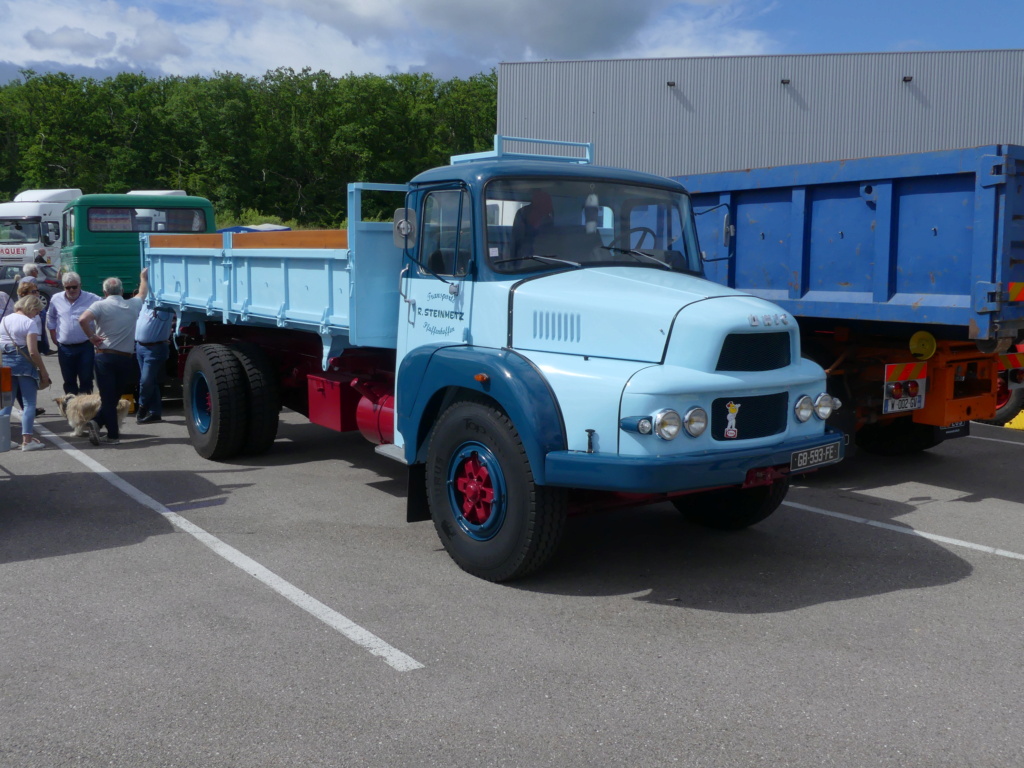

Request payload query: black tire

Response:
[977,375,1024,426]
[182,344,248,460]
[230,343,280,455]
[425,400,567,582]
[855,415,943,456]
[673,477,790,530]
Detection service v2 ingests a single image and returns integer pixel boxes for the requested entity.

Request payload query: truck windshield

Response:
[0,220,40,244]
[86,207,207,233]
[485,178,702,275]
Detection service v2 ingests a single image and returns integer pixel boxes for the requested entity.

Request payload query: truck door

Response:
[394,188,475,444]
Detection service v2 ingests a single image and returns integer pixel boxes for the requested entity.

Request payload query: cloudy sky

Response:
[2,0,1022,82]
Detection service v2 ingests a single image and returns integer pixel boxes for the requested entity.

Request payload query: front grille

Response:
[711,392,788,441]
[716,332,791,371]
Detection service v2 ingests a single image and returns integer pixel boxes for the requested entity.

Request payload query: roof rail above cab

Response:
[450,135,594,166]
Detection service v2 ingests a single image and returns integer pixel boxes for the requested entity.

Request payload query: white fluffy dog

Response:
[54,393,131,436]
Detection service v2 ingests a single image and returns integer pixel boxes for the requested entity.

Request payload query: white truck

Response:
[0,188,82,267]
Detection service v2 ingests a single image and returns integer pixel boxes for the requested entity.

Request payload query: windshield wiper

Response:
[600,246,672,270]
[492,254,582,269]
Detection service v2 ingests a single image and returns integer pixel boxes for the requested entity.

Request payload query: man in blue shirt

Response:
[134,303,174,424]
[46,271,101,395]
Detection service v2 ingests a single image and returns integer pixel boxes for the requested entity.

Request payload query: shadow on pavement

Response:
[0,469,254,565]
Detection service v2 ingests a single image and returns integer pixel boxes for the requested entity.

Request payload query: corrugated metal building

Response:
[497,50,1024,176]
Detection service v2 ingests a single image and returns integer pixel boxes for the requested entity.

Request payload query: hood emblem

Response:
[724,401,741,438]
[749,314,789,327]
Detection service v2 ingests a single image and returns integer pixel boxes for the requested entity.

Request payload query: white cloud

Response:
[0,0,777,81]
[617,2,776,59]
[24,26,117,57]
[117,22,191,64]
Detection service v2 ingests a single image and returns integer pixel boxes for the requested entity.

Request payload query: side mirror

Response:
[393,208,417,248]
[722,212,735,247]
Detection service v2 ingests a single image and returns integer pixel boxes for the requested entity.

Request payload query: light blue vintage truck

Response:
[142,137,843,581]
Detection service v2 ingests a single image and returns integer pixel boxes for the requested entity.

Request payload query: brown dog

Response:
[54,393,130,437]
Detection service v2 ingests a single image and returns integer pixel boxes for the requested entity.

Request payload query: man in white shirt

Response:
[78,269,149,446]
[46,271,101,395]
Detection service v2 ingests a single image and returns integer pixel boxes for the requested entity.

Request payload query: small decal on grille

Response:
[724,401,741,439]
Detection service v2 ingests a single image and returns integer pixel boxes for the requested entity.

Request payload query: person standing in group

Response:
[20,263,51,355]
[134,304,174,424]
[1,294,52,451]
[46,271,100,396]
[14,282,49,415]
[19,263,39,285]
[78,269,149,446]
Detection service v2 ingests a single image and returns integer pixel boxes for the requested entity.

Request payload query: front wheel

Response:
[425,400,567,582]
[673,477,790,530]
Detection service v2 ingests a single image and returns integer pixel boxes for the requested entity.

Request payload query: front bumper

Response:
[543,428,844,493]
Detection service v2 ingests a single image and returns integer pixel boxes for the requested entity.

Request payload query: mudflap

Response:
[406,463,431,522]
[938,421,970,440]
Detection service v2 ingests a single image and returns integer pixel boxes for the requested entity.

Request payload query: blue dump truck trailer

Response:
[141,136,843,581]
[677,145,1024,447]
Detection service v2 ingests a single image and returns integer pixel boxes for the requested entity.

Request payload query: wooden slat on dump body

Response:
[149,230,349,250]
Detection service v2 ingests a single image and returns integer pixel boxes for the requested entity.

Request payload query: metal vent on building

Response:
[716,332,791,371]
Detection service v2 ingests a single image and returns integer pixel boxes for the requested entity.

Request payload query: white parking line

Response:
[784,500,1024,561]
[36,426,424,673]
[969,434,1024,446]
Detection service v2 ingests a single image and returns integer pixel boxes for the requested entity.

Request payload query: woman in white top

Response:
[1,294,52,450]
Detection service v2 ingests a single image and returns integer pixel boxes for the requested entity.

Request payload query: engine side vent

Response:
[532,311,582,342]
[716,332,791,371]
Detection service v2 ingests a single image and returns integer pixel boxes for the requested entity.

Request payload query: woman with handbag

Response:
[1,294,52,451]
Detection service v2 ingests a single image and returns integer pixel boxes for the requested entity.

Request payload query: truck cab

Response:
[0,188,82,267]
[387,139,844,578]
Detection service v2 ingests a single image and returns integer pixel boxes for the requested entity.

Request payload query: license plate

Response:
[790,440,842,472]
[883,394,924,414]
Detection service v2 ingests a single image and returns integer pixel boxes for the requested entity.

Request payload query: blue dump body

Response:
[676,145,1024,343]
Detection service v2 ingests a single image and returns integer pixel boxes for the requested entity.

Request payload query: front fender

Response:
[397,345,567,483]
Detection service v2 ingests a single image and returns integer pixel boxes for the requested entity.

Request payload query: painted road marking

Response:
[784,500,1024,561]
[969,434,1024,445]
[36,426,424,673]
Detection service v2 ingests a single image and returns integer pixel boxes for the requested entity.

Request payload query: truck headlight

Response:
[682,407,707,438]
[653,409,682,440]
[794,395,814,422]
[813,393,838,420]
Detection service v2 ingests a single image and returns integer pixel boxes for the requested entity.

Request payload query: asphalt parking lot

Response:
[2,387,1023,768]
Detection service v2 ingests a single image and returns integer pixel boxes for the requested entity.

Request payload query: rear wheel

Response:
[425,400,567,582]
[976,374,1024,426]
[231,343,280,455]
[673,478,790,530]
[183,344,248,460]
